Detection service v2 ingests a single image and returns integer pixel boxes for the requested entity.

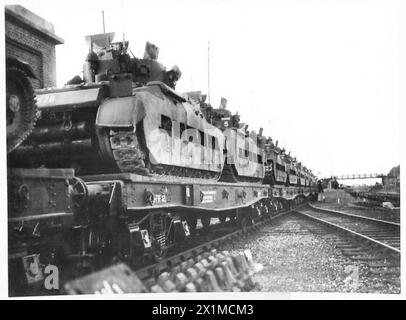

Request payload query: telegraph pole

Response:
[207,40,211,104]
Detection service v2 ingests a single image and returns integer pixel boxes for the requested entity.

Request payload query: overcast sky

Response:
[5,0,401,182]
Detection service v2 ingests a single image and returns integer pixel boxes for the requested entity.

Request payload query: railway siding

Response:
[219,214,400,293]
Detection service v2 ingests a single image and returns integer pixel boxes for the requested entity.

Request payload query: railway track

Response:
[347,190,400,208]
[64,199,400,294]
[134,209,293,284]
[65,202,302,294]
[293,203,400,283]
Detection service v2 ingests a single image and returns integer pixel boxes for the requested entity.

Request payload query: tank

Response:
[263,139,288,185]
[8,33,264,183]
[6,57,38,153]
[285,154,298,186]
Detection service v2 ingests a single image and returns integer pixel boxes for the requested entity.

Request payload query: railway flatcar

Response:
[6,32,318,295]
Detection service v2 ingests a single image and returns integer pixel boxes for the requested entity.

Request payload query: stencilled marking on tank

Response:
[221,117,231,128]
[200,190,217,203]
[37,94,55,107]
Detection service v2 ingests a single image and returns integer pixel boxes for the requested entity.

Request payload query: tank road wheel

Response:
[6,66,38,153]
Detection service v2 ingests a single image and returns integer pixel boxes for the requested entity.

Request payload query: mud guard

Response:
[96,96,146,128]
[7,57,37,79]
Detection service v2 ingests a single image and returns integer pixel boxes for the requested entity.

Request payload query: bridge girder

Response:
[327,174,385,180]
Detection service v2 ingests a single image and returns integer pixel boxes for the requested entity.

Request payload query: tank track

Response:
[218,163,237,183]
[236,176,263,184]
[108,129,149,175]
[263,168,276,186]
[6,66,39,153]
[218,163,263,184]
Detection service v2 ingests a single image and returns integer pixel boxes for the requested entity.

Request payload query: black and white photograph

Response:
[1,0,403,300]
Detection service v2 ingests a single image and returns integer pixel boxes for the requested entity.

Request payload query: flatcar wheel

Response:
[69,177,88,211]
[201,216,211,230]
[219,216,227,223]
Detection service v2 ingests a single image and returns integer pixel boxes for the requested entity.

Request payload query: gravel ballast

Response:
[218,213,400,294]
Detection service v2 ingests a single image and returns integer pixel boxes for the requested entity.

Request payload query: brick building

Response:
[382,165,400,188]
[5,5,64,89]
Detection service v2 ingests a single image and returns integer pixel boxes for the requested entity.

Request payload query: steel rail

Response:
[308,203,400,227]
[293,206,400,256]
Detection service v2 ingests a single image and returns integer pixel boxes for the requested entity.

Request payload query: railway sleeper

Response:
[64,248,263,294]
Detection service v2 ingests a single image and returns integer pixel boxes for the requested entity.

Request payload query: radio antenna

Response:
[102,10,106,33]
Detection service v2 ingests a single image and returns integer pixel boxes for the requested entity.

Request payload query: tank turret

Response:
[81,33,181,90]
